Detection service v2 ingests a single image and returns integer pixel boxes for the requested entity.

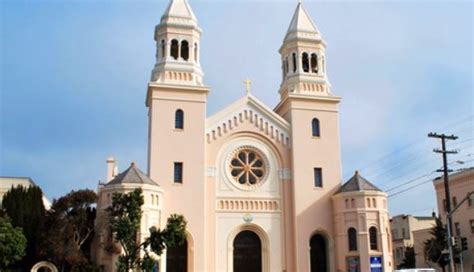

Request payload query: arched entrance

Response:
[310,234,328,272]
[166,238,188,272]
[30,261,58,272]
[233,230,262,272]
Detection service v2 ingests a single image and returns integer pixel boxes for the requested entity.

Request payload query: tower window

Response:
[161,40,166,60]
[302,53,309,72]
[311,53,318,73]
[348,227,357,251]
[174,162,183,183]
[314,168,322,187]
[171,39,179,60]
[194,43,198,62]
[285,57,289,75]
[369,227,378,250]
[292,53,297,73]
[181,40,189,61]
[175,109,184,129]
[312,118,320,137]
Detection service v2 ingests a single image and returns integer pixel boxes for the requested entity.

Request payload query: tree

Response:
[424,217,449,272]
[107,188,187,272]
[0,216,27,269]
[1,185,45,269]
[39,189,97,271]
[398,246,416,269]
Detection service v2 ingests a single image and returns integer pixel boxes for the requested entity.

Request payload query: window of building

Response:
[194,43,198,62]
[443,199,447,212]
[348,228,357,251]
[367,198,371,208]
[455,222,461,236]
[310,53,318,73]
[170,39,179,60]
[312,118,320,137]
[345,199,349,209]
[351,198,355,208]
[346,256,360,272]
[181,40,189,61]
[470,220,474,234]
[175,109,184,129]
[467,193,472,207]
[402,228,405,239]
[372,198,376,208]
[314,168,323,187]
[369,227,378,250]
[453,196,458,207]
[174,162,183,184]
[302,52,309,72]
[230,148,266,187]
[292,53,297,73]
[161,40,166,59]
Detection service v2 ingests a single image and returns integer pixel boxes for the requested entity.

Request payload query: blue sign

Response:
[370,256,383,272]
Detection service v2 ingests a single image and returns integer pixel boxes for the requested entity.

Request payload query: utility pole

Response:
[428,132,458,272]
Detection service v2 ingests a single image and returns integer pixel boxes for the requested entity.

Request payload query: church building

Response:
[93,0,394,271]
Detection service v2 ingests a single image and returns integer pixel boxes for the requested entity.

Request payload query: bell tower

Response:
[275,2,343,271]
[150,0,204,86]
[278,2,331,99]
[146,0,209,270]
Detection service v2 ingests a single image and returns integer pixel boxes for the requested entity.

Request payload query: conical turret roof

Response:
[336,171,382,194]
[284,2,322,42]
[108,162,159,186]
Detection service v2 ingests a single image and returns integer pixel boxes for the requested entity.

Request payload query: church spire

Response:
[278,2,332,99]
[284,2,321,43]
[150,0,204,86]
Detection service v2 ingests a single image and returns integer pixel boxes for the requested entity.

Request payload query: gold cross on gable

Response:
[244,79,252,95]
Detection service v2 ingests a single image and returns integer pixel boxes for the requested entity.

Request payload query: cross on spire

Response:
[244,79,252,95]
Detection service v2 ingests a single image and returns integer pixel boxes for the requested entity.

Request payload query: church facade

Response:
[93,1,394,271]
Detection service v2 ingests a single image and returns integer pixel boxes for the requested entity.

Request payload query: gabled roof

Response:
[206,93,290,133]
[336,171,382,194]
[284,2,321,42]
[108,162,159,186]
[161,0,197,22]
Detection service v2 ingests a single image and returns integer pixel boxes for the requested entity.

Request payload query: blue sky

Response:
[1,0,472,216]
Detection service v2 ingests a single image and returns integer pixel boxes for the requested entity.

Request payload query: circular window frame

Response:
[225,145,269,191]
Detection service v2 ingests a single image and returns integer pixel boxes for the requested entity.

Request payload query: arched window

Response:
[292,53,297,73]
[345,199,349,209]
[161,40,166,60]
[171,39,179,60]
[194,43,198,62]
[348,228,357,251]
[302,52,309,72]
[310,234,328,272]
[351,198,355,208]
[311,53,318,73]
[347,228,357,251]
[367,198,371,208]
[285,57,289,75]
[175,109,184,129]
[369,227,378,250]
[372,198,377,208]
[312,118,320,137]
[181,40,189,61]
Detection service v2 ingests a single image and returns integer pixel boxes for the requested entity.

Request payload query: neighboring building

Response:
[93,0,394,271]
[390,214,436,268]
[0,176,51,209]
[434,168,474,272]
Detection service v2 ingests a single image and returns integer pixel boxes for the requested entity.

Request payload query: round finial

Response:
[355,170,359,175]
[131,161,136,167]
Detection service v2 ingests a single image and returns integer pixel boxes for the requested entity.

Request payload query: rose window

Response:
[229,149,266,186]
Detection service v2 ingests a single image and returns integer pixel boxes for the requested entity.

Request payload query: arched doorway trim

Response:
[227,223,270,272]
[307,229,335,272]
[31,261,58,272]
